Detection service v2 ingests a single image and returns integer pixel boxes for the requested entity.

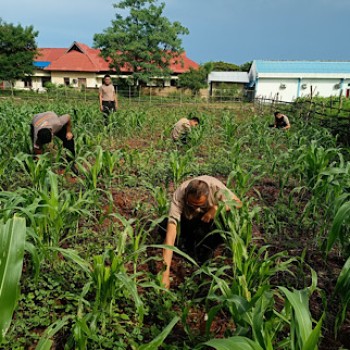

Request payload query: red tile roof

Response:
[35,42,198,74]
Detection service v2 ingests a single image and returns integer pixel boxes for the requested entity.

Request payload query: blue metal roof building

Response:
[249,60,350,102]
[253,60,350,74]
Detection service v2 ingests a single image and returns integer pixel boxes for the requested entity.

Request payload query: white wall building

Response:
[249,60,350,102]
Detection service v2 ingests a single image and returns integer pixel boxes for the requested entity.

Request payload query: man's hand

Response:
[66,132,73,140]
[161,272,170,289]
[201,206,218,223]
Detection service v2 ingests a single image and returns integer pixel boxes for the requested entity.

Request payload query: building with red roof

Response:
[14,41,199,91]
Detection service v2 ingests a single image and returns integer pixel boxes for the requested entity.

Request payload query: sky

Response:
[1,0,349,65]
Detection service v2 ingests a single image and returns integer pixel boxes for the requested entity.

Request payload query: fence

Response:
[0,86,255,105]
[254,96,350,146]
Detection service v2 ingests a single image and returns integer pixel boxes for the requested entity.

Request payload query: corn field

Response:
[0,98,349,349]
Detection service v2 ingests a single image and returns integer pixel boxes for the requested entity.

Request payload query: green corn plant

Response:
[326,200,350,254]
[334,255,350,333]
[291,141,341,188]
[76,146,104,189]
[168,150,196,187]
[101,148,123,180]
[227,163,264,197]
[36,171,95,247]
[0,216,26,343]
[220,112,239,143]
[205,336,264,350]
[277,270,324,350]
[13,152,52,189]
[149,185,169,217]
[138,316,180,350]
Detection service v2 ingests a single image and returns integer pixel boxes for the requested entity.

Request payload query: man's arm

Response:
[283,115,291,130]
[114,89,118,109]
[65,115,73,140]
[99,89,103,112]
[161,222,177,289]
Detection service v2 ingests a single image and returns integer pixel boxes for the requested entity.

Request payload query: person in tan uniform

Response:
[171,116,199,144]
[30,111,78,174]
[99,75,118,122]
[160,175,242,289]
[271,111,291,130]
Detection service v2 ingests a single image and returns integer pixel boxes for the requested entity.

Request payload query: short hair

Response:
[104,74,111,79]
[274,111,280,117]
[37,128,52,145]
[185,180,209,200]
[190,117,200,124]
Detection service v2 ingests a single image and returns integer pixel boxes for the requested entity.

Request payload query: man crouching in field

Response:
[31,111,78,174]
[160,175,242,289]
[171,116,200,144]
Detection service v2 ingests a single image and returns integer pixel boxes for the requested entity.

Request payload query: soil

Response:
[145,176,350,349]
[63,175,350,348]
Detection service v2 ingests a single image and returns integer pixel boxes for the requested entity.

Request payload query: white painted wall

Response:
[51,72,98,88]
[255,77,349,102]
[255,78,299,101]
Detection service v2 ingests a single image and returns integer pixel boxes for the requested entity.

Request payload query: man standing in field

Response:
[272,111,291,130]
[99,74,118,123]
[160,175,242,289]
[171,116,200,144]
[31,111,78,174]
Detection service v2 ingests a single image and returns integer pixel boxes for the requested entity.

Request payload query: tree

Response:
[0,19,38,86]
[240,61,252,72]
[178,62,213,94]
[93,0,189,87]
[211,61,240,72]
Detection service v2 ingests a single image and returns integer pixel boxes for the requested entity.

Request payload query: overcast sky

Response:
[1,0,349,64]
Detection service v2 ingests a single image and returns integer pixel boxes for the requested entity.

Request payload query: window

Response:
[78,78,86,88]
[23,77,32,88]
[41,77,51,87]
[64,77,70,86]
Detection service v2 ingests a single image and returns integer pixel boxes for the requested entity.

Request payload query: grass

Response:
[0,98,349,349]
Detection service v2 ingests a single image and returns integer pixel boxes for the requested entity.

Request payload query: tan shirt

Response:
[99,84,115,101]
[32,112,70,149]
[168,175,235,225]
[171,118,191,140]
[276,114,290,126]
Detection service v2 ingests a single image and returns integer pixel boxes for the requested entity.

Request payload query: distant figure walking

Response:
[271,111,291,130]
[99,74,118,122]
[171,116,200,144]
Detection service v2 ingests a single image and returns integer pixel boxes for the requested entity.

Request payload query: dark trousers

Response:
[30,124,76,163]
[102,101,116,116]
[269,122,287,129]
[159,216,224,264]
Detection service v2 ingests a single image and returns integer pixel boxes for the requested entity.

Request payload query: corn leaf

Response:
[278,287,313,346]
[205,336,264,350]
[138,316,179,350]
[35,316,70,350]
[326,201,350,253]
[0,216,26,342]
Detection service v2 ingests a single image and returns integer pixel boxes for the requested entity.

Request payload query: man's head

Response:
[37,128,52,146]
[189,117,200,127]
[274,111,283,119]
[103,74,112,85]
[185,180,209,213]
